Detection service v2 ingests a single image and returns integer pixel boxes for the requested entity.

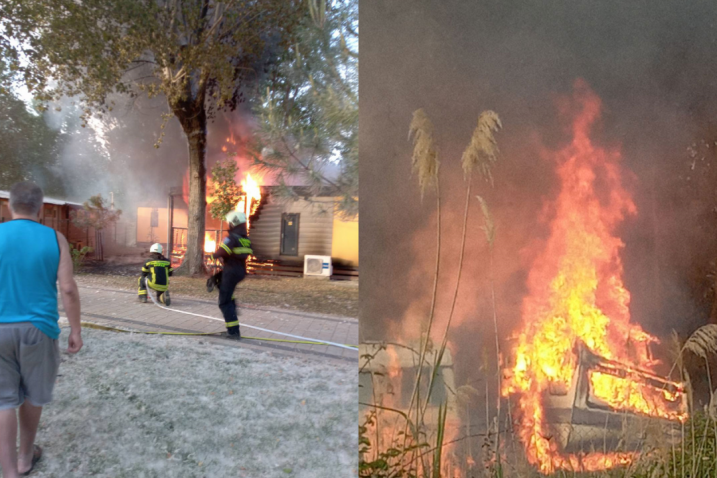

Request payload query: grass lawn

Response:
[31,326,357,478]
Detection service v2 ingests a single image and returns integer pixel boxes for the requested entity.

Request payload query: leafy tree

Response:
[252,0,358,217]
[1,0,303,275]
[70,194,122,261]
[209,157,242,244]
[0,60,65,196]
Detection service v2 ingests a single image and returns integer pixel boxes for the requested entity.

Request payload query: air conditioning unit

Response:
[304,255,333,278]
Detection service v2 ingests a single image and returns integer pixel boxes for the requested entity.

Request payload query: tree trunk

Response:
[174,105,208,277]
[96,230,103,261]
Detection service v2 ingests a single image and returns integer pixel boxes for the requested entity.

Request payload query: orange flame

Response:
[204,232,216,253]
[501,80,686,473]
[236,173,262,229]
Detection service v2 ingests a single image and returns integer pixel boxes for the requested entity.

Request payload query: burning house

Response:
[136,182,358,277]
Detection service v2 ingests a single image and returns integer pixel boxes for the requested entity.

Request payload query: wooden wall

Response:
[251,197,335,263]
[0,199,95,251]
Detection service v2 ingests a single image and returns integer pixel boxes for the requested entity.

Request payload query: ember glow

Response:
[501,81,687,473]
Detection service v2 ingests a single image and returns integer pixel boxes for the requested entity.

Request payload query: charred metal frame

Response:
[543,342,686,454]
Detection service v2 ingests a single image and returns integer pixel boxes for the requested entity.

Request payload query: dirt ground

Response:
[77,259,358,318]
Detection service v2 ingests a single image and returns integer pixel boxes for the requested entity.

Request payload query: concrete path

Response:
[60,285,358,363]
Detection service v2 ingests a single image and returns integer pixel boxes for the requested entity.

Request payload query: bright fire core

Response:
[237,173,262,229]
[501,81,687,473]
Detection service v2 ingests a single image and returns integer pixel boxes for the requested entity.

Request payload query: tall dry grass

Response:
[366,109,504,477]
[424,111,502,466]
[406,108,443,474]
[413,109,503,475]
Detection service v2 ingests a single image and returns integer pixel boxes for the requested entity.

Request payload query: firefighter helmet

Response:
[150,243,163,254]
[226,211,247,227]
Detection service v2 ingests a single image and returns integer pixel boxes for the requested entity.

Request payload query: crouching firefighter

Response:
[211,211,252,339]
[138,243,173,305]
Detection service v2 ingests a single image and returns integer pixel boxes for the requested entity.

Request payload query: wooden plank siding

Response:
[250,197,334,264]
[0,197,96,252]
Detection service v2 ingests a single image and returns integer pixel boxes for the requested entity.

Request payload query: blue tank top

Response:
[0,219,61,339]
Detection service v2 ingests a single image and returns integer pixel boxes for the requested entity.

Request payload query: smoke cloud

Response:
[39,92,267,217]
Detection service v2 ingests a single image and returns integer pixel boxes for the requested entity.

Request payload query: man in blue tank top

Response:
[0,182,83,477]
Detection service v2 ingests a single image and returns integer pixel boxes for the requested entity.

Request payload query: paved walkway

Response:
[61,285,358,363]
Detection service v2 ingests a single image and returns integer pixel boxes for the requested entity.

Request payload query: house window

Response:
[150,209,159,227]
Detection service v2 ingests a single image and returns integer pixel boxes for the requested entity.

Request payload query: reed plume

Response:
[406,108,442,470]
[461,110,502,183]
[409,109,440,198]
[684,324,717,359]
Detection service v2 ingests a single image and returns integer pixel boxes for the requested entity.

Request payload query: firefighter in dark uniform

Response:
[138,243,173,305]
[211,211,252,339]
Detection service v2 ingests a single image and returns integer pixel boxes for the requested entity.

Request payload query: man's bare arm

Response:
[56,232,83,353]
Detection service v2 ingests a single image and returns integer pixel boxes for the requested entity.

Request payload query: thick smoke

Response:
[40,93,266,216]
[41,90,336,218]
[360,0,717,393]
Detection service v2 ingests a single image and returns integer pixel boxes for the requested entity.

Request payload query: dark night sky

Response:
[359,0,717,358]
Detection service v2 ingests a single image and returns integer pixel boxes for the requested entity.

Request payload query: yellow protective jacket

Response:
[141,253,173,291]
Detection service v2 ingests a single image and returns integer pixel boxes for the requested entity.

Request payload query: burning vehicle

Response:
[501,82,688,474]
[503,338,686,472]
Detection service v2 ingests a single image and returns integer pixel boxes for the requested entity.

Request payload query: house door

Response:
[281,213,300,256]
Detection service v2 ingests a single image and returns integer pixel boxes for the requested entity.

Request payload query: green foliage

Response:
[0,0,302,126]
[431,403,447,478]
[0,60,65,195]
[70,194,122,231]
[359,412,428,478]
[209,158,242,221]
[70,245,93,270]
[253,0,358,217]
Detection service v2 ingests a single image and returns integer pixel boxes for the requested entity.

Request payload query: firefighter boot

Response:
[163,291,171,306]
[139,295,147,303]
[225,326,242,340]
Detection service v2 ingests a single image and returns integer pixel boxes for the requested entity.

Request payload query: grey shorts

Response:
[0,322,60,409]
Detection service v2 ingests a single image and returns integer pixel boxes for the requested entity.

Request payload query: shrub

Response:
[70,245,93,271]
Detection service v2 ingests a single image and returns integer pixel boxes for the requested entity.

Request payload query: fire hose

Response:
[139,278,357,351]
